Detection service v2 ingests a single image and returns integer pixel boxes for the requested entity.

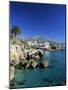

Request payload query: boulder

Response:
[42,60,49,68]
[27,59,38,69]
[38,62,45,68]
[31,59,38,68]
[25,62,30,69]
[9,66,15,81]
[31,55,40,60]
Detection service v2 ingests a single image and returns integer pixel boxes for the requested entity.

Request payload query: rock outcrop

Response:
[10,39,49,81]
[42,60,49,68]
[9,65,15,81]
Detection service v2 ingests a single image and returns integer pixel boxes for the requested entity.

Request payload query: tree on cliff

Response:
[11,26,20,38]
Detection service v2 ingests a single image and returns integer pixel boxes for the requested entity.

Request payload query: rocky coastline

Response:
[10,39,66,88]
[10,39,49,81]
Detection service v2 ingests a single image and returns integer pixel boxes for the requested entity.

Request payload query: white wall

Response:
[44,42,50,48]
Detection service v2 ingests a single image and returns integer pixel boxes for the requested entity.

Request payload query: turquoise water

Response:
[11,51,66,88]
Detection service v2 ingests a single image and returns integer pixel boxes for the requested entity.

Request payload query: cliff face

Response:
[10,39,25,65]
[10,39,26,81]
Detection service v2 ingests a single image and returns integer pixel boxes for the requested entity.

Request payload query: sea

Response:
[10,50,66,89]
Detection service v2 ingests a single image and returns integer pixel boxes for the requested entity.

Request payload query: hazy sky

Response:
[10,2,66,42]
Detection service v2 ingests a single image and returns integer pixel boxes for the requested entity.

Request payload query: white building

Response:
[27,41,35,46]
[27,40,50,49]
[44,42,50,49]
[34,40,38,45]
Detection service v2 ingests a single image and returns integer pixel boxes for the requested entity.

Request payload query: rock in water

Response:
[31,60,38,68]
[25,63,30,69]
[28,59,38,68]
[9,66,15,81]
[42,60,49,68]
[38,62,45,68]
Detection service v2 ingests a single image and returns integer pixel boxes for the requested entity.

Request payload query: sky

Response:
[10,2,66,42]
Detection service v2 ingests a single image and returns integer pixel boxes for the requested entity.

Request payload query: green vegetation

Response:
[51,45,56,50]
[11,26,20,38]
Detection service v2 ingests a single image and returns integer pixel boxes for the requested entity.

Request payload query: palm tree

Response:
[11,26,20,38]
